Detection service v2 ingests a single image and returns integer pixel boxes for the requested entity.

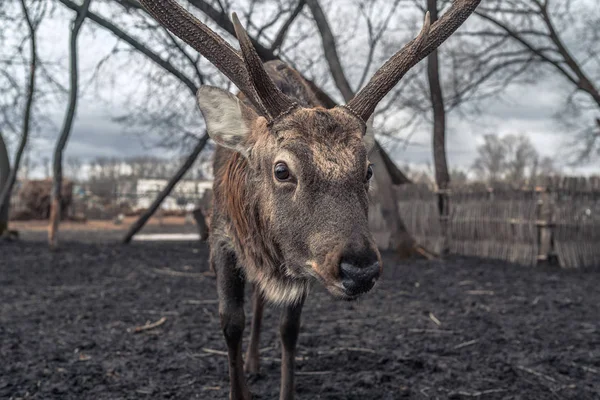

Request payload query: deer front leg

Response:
[279,295,305,400]
[213,246,251,400]
[245,285,264,374]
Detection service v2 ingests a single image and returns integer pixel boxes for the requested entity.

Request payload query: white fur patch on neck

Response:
[255,273,310,306]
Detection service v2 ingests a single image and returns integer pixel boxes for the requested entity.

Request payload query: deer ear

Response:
[363,115,375,153]
[197,86,258,157]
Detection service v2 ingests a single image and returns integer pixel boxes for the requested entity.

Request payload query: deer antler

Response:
[344,0,481,122]
[231,12,297,120]
[137,0,296,121]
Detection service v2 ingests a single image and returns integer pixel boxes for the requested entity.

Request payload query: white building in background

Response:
[117,178,213,211]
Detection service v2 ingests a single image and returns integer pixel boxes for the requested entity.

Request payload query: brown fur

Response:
[220,152,250,241]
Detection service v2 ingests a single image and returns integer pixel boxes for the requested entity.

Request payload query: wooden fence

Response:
[396,184,444,255]
[550,177,600,268]
[447,185,539,266]
[393,177,600,269]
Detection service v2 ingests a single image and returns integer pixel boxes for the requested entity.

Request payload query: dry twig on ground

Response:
[132,316,167,333]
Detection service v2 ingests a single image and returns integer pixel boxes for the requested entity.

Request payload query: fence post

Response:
[537,185,554,265]
[438,188,450,256]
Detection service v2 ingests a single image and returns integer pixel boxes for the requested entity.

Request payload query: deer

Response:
[137,1,481,399]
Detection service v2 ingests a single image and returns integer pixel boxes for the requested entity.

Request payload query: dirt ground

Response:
[1,230,599,399]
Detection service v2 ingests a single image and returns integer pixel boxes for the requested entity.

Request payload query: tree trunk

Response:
[49,0,92,249]
[0,0,37,222]
[122,134,209,244]
[369,146,415,253]
[270,0,306,52]
[427,0,450,255]
[0,133,10,235]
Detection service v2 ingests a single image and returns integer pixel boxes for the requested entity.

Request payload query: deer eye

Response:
[274,162,291,181]
[366,164,374,181]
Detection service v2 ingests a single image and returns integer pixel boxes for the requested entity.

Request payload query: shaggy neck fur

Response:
[217,151,310,305]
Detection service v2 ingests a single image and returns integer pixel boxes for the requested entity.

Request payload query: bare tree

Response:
[472,133,540,185]
[42,156,50,178]
[427,0,449,191]
[424,0,451,254]
[503,134,538,184]
[58,0,213,151]
[449,167,468,184]
[472,0,600,162]
[65,156,82,181]
[1,1,62,162]
[48,0,92,248]
[472,134,509,183]
[0,0,40,222]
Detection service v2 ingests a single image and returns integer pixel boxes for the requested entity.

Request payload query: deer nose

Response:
[338,252,380,297]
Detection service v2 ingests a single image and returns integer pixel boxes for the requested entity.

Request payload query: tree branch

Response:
[49,0,93,248]
[0,0,38,212]
[305,0,354,101]
[122,133,209,243]
[538,6,600,106]
[475,10,579,86]
[59,0,198,95]
[270,0,305,53]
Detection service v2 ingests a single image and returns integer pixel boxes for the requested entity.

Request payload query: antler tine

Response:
[137,0,268,115]
[231,13,298,121]
[345,0,481,122]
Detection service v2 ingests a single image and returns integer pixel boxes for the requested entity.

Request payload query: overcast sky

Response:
[7,0,599,178]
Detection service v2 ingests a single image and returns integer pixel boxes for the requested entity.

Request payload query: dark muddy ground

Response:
[1,232,599,400]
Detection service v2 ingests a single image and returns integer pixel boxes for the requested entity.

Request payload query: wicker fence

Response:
[395,177,600,269]
[447,185,540,266]
[396,184,444,255]
[551,177,600,268]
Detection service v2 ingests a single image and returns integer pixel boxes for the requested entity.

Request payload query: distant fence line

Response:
[392,177,600,269]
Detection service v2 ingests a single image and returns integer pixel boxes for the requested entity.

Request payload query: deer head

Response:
[137,0,481,302]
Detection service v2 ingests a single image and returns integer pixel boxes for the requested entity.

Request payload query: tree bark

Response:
[122,134,209,244]
[0,133,10,235]
[48,0,92,249]
[426,0,450,254]
[0,0,37,221]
